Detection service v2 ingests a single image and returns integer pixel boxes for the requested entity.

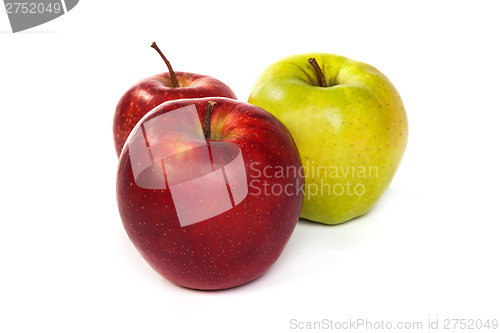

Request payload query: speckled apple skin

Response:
[113,72,237,157]
[249,53,408,224]
[116,97,304,290]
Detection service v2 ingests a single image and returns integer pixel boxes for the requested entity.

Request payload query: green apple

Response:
[248,53,408,224]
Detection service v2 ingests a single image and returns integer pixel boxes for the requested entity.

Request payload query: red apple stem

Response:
[204,101,216,140]
[151,42,180,88]
[308,57,327,87]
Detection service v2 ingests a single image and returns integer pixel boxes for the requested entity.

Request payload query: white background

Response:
[1,1,499,332]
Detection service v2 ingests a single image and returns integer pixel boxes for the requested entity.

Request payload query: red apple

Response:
[116,97,304,290]
[113,42,237,156]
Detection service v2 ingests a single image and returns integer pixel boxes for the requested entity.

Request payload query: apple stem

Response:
[308,58,327,87]
[151,42,180,88]
[204,101,217,140]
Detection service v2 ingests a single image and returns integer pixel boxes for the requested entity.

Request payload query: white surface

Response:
[1,1,499,332]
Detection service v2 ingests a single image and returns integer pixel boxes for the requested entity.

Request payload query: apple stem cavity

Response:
[308,58,327,87]
[151,42,180,88]
[203,101,217,140]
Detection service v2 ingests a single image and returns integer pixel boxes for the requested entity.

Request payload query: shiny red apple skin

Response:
[113,72,237,156]
[116,97,304,290]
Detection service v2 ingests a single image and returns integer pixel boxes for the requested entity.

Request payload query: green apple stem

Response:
[204,101,217,140]
[151,42,180,88]
[308,58,327,87]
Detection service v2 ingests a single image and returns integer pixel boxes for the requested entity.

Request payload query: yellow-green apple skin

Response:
[248,53,408,224]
